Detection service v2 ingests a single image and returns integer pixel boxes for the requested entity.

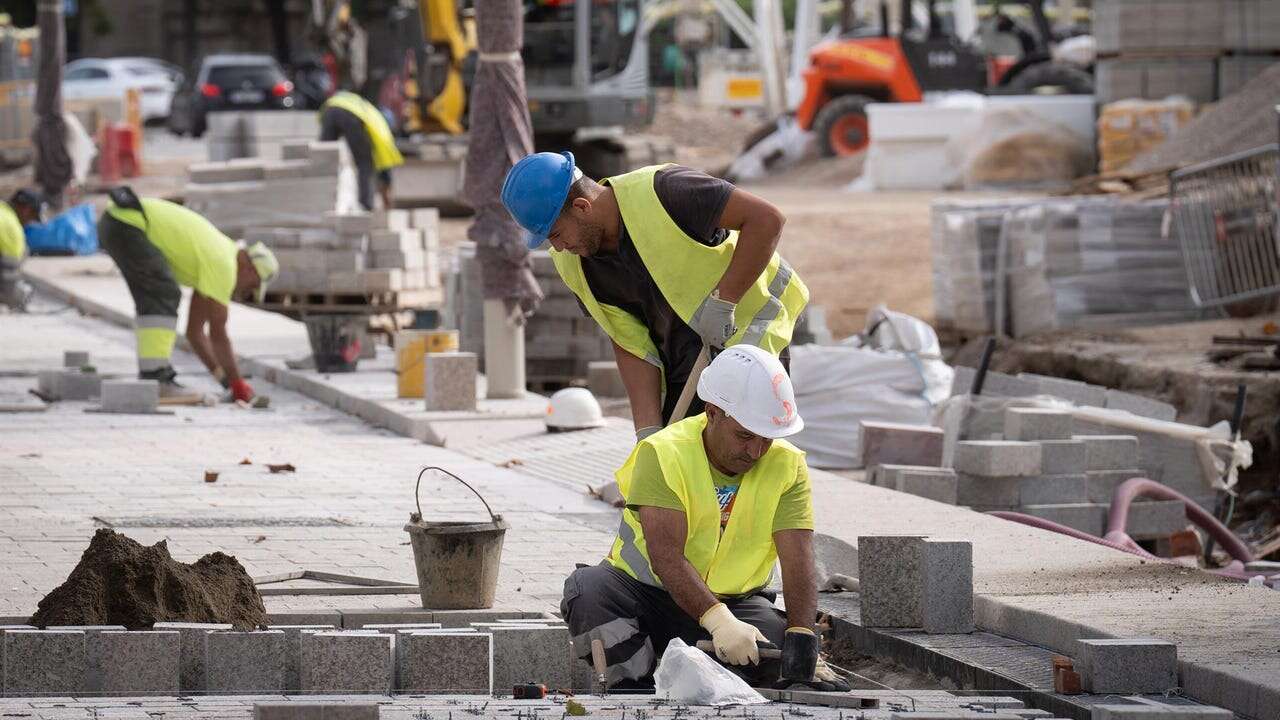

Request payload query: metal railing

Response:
[1169,143,1280,308]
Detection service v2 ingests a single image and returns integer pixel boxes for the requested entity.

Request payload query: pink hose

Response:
[989,512,1160,560]
[1105,477,1254,565]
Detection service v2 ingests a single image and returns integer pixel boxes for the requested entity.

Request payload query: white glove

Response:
[690,292,738,348]
[699,602,768,666]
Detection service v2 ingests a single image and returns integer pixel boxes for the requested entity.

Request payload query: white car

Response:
[62,57,183,122]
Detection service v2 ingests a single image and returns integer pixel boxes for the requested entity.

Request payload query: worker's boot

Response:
[140,366,188,399]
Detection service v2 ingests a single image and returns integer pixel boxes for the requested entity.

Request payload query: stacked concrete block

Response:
[254,704,381,720]
[896,468,961,505]
[489,626,572,692]
[300,631,393,694]
[1224,0,1280,52]
[94,630,180,695]
[1077,638,1178,694]
[1094,0,1223,105]
[949,367,1038,398]
[1003,408,1073,441]
[424,352,478,412]
[1091,704,1233,719]
[63,350,90,368]
[3,629,87,695]
[204,630,287,694]
[154,621,232,692]
[1019,474,1088,505]
[1082,435,1141,471]
[98,380,160,413]
[1104,389,1177,422]
[857,535,924,627]
[396,631,493,693]
[920,540,974,634]
[1125,500,1188,540]
[1040,440,1087,474]
[860,421,945,469]
[38,368,102,400]
[954,441,1042,477]
[1087,468,1147,503]
[1219,55,1280,98]
[1021,503,1107,536]
[1017,373,1107,407]
[189,159,266,183]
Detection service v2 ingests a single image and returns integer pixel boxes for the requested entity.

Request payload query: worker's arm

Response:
[188,293,242,382]
[613,340,663,435]
[712,188,786,303]
[773,528,817,630]
[184,293,222,377]
[637,505,718,619]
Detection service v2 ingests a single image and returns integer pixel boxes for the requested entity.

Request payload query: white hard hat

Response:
[546,387,606,431]
[696,345,803,439]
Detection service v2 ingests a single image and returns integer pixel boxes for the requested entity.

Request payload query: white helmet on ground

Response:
[696,345,803,439]
[546,387,606,431]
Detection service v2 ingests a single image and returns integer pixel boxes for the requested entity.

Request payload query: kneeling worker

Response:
[561,345,847,690]
[0,189,43,310]
[97,188,278,401]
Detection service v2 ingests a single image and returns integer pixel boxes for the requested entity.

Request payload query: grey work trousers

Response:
[560,563,787,687]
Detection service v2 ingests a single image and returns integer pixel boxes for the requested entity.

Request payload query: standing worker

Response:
[561,345,847,690]
[97,187,278,401]
[501,152,808,440]
[0,189,43,311]
[319,90,404,210]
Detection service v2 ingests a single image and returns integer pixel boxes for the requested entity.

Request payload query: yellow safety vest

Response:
[0,202,26,261]
[551,165,808,374]
[607,414,807,597]
[322,91,405,171]
[105,198,239,306]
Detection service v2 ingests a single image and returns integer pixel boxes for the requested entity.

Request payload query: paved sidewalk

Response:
[14,258,1280,718]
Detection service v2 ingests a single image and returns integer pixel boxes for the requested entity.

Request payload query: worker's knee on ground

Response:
[560,564,620,623]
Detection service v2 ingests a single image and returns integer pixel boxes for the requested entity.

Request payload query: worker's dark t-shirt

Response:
[578,166,735,421]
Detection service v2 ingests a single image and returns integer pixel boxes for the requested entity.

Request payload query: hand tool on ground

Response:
[695,639,781,659]
[590,637,608,696]
[668,345,710,425]
[512,682,547,699]
[780,627,820,682]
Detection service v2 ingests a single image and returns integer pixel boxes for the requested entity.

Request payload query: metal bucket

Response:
[404,467,509,609]
[303,314,364,373]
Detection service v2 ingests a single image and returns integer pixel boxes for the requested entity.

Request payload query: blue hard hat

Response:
[501,151,576,249]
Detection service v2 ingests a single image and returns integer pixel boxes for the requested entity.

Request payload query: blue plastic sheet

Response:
[24,203,98,256]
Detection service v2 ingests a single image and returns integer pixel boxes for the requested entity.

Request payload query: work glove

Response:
[780,627,819,683]
[690,291,738,349]
[699,602,768,666]
[635,425,661,442]
[229,378,255,404]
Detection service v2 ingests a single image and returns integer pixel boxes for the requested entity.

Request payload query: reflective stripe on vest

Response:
[322,91,405,171]
[606,414,807,597]
[550,165,808,372]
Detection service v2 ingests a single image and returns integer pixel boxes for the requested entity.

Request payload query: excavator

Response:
[390,0,669,178]
[797,0,1094,157]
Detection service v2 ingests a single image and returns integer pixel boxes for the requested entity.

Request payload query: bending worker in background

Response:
[97,187,279,402]
[0,189,43,311]
[319,90,404,210]
[501,151,808,440]
[560,345,847,691]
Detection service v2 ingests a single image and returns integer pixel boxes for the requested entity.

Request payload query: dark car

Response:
[168,54,297,137]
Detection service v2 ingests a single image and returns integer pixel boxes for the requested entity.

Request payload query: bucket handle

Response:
[413,466,499,523]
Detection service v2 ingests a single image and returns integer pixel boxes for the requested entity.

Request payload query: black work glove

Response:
[780,627,819,682]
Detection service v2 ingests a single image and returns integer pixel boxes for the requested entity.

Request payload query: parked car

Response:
[167,54,297,137]
[62,57,181,122]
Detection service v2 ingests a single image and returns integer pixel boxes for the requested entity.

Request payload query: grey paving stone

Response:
[339,610,435,629]
[300,631,392,694]
[920,540,973,634]
[3,629,86,695]
[272,625,336,692]
[1104,390,1178,422]
[1019,503,1107,537]
[1080,435,1140,471]
[396,631,492,693]
[954,441,1042,477]
[1019,474,1088,506]
[1003,408,1073,441]
[424,352,478,412]
[1087,469,1147,503]
[99,379,159,413]
[870,464,943,488]
[1125,500,1188,540]
[63,351,90,368]
[857,535,925,628]
[899,468,959,504]
[153,622,232,692]
[1039,440,1087,474]
[95,630,180,695]
[1090,703,1232,719]
[204,630,287,694]
[951,367,1037,398]
[254,703,380,720]
[489,625,572,693]
[860,421,945,469]
[1017,373,1107,407]
[1078,638,1178,694]
[956,474,1022,509]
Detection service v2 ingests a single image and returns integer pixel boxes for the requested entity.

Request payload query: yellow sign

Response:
[726,77,763,100]
[825,44,896,72]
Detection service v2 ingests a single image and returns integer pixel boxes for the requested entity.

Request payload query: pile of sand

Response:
[29,529,266,630]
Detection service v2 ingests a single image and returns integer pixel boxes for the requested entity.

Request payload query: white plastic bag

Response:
[653,638,768,706]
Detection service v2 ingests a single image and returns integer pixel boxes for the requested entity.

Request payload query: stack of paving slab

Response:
[253,207,442,296]
[185,139,358,238]
[206,111,321,162]
[0,614,582,697]
[931,197,1202,338]
[449,243,612,385]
